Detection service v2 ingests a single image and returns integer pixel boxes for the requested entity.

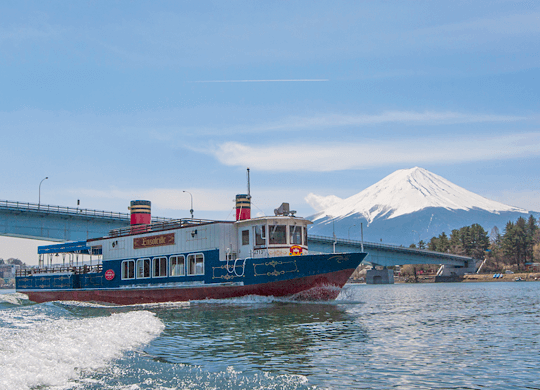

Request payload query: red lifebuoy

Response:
[290,245,303,256]
[105,269,115,281]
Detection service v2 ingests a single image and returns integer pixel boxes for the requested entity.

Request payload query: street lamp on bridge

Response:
[183,190,194,219]
[38,177,48,209]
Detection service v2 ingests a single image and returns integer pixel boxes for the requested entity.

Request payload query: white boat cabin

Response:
[234,216,311,259]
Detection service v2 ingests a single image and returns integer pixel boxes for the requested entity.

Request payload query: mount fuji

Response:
[307,167,537,246]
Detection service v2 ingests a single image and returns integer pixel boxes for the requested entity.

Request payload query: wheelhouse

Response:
[235,216,311,258]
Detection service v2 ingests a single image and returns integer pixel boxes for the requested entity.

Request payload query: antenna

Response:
[246,168,251,199]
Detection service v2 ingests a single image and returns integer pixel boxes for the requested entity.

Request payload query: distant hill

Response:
[307,167,538,245]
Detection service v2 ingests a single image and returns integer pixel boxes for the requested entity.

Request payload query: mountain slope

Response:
[308,167,534,245]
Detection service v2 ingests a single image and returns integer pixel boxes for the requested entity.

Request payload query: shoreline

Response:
[350,272,540,284]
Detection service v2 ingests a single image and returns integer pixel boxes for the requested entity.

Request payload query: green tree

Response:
[468,223,490,259]
[502,218,528,270]
[525,215,538,262]
[7,258,24,266]
[449,228,467,255]
[428,232,450,253]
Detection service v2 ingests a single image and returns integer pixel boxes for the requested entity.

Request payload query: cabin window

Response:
[136,258,151,279]
[254,225,266,246]
[153,256,167,278]
[242,230,249,246]
[304,227,308,246]
[121,260,135,280]
[290,225,302,245]
[269,225,287,245]
[170,255,185,276]
[187,253,204,275]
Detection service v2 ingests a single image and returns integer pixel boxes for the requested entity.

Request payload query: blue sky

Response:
[1,1,539,262]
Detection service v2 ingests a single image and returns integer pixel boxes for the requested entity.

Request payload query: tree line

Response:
[410,215,540,271]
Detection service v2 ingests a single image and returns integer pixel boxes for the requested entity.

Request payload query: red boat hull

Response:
[24,267,355,305]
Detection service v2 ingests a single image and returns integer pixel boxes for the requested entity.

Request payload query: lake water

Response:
[1,282,539,390]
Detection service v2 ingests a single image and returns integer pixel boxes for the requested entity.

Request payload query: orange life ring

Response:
[290,245,303,256]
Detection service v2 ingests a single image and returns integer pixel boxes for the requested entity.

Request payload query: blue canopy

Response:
[38,241,91,254]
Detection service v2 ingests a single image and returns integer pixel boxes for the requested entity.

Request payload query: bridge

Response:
[306,235,477,283]
[1,199,476,283]
[0,199,170,242]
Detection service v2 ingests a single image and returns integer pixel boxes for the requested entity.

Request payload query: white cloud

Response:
[234,111,527,135]
[179,110,528,138]
[305,193,343,212]
[211,133,540,172]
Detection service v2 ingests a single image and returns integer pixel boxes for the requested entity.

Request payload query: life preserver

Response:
[105,269,115,281]
[290,245,303,256]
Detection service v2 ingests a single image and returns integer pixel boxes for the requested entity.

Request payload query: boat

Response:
[15,179,367,305]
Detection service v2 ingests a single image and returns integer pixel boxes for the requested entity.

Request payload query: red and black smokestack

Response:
[129,200,151,226]
[235,194,251,221]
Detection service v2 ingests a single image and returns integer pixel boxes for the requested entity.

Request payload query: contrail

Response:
[190,79,329,83]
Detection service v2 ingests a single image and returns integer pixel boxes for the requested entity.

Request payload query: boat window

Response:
[136,258,151,279]
[304,227,308,246]
[254,225,266,246]
[170,255,185,276]
[269,225,287,245]
[242,230,249,246]
[290,225,302,245]
[153,256,167,278]
[187,253,204,275]
[121,260,135,280]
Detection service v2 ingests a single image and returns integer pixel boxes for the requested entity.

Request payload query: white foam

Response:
[0,292,30,306]
[0,311,164,390]
[55,300,190,310]
[193,294,283,305]
[193,293,344,305]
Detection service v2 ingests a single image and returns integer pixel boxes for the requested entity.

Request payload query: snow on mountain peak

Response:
[311,167,528,223]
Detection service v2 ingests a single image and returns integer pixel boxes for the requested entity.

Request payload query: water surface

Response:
[1,282,539,389]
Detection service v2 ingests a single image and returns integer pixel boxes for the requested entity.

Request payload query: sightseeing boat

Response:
[16,187,367,305]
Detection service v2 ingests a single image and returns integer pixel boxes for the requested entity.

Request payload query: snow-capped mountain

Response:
[307,167,535,246]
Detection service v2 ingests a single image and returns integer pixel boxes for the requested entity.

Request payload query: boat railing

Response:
[16,264,103,277]
[107,218,223,237]
[0,199,171,223]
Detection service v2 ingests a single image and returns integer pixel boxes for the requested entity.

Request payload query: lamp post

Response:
[183,190,194,219]
[38,177,48,209]
[348,224,356,240]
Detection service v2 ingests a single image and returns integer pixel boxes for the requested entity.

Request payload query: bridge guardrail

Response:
[0,199,171,222]
[307,234,474,260]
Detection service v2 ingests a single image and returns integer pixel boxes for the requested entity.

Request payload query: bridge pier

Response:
[366,268,394,284]
[434,261,478,282]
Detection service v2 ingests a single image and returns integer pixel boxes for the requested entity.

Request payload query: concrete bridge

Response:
[0,199,170,242]
[308,235,477,283]
[1,199,476,283]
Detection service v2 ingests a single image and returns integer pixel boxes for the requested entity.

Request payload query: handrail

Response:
[0,199,171,222]
[307,234,474,260]
[107,218,228,238]
[16,264,103,277]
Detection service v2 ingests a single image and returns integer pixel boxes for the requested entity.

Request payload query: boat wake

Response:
[290,284,343,301]
[192,285,360,306]
[54,299,190,310]
[0,310,164,390]
[0,292,33,308]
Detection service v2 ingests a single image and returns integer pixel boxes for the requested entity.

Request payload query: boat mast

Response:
[247,168,251,199]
